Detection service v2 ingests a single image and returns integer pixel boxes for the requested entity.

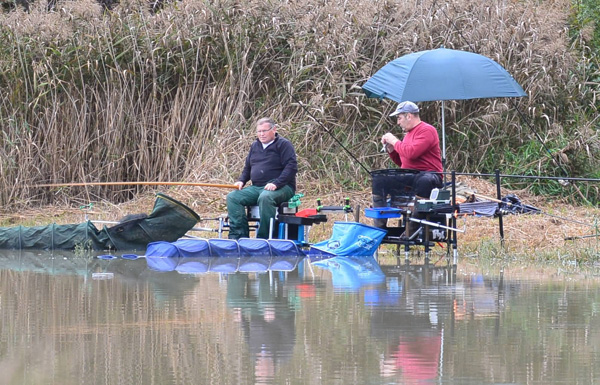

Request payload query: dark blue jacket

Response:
[238,134,297,192]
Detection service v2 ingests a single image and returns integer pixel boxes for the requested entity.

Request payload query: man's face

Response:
[396,113,412,131]
[256,122,276,143]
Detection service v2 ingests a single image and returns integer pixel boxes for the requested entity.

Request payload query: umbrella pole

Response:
[441,101,446,185]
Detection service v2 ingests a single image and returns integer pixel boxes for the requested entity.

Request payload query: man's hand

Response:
[264,183,277,191]
[234,181,244,190]
[381,132,400,146]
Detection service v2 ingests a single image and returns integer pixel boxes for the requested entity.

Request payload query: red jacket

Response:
[389,121,442,173]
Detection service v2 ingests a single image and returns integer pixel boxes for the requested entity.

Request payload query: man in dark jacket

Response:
[226,117,297,239]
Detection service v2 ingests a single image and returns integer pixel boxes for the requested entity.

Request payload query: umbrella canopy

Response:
[362,48,526,172]
[362,47,526,102]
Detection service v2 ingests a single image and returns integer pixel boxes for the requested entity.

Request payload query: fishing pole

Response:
[564,233,600,241]
[408,217,466,233]
[509,101,591,203]
[33,181,238,189]
[467,191,596,228]
[453,172,600,183]
[267,71,372,176]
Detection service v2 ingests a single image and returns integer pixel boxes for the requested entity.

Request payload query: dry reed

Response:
[0,0,598,209]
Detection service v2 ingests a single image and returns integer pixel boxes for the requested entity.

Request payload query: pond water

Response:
[1,250,599,385]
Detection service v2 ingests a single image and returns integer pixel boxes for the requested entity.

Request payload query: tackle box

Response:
[416,200,451,211]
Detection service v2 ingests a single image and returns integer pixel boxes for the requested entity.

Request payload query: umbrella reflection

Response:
[365,262,506,383]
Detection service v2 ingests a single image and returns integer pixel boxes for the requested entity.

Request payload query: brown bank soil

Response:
[1,176,599,267]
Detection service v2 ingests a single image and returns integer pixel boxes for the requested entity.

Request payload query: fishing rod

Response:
[33,181,238,189]
[564,233,600,241]
[453,172,600,184]
[467,191,596,228]
[509,99,590,202]
[453,171,595,204]
[408,217,466,233]
[267,71,372,176]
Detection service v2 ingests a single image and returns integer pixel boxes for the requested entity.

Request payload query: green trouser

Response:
[226,184,295,239]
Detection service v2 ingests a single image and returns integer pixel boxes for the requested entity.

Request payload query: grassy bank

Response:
[0,0,598,208]
[1,174,598,265]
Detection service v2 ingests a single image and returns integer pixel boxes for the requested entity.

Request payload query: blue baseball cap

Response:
[389,101,419,117]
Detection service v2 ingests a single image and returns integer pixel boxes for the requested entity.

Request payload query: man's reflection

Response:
[227,272,296,383]
[369,266,446,383]
[379,332,442,382]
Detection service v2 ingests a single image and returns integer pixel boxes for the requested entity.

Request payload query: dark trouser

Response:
[226,185,295,239]
[371,171,442,228]
[412,171,443,198]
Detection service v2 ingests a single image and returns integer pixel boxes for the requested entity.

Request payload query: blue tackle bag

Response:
[308,222,387,257]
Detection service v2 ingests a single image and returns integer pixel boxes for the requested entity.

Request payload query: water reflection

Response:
[1,249,600,384]
[367,264,453,383]
[227,273,298,384]
[145,253,304,275]
[311,255,385,290]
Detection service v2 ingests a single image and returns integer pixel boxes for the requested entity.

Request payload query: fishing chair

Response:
[220,194,308,240]
[245,205,262,236]
[245,200,300,240]
[215,205,261,239]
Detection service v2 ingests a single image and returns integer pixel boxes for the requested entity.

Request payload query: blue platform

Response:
[144,238,306,274]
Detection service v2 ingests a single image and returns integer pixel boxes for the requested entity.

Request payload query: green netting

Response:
[0,193,200,252]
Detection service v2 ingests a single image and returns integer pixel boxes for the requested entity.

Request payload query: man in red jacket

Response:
[373,101,443,227]
[382,102,442,177]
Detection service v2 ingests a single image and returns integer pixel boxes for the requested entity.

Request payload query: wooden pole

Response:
[33,181,238,189]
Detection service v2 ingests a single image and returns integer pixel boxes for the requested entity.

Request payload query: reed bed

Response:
[0,0,598,209]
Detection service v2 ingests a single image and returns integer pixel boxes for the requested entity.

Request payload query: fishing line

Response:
[268,73,372,176]
[535,210,595,228]
[511,101,578,183]
[433,0,476,53]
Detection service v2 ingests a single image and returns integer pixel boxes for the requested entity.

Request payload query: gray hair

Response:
[257,117,277,129]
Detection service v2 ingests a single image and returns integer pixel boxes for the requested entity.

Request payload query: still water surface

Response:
[1,250,599,385]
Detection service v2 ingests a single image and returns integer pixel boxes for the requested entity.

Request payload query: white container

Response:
[429,188,439,200]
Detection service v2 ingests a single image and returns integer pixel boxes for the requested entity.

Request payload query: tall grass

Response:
[0,0,598,207]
